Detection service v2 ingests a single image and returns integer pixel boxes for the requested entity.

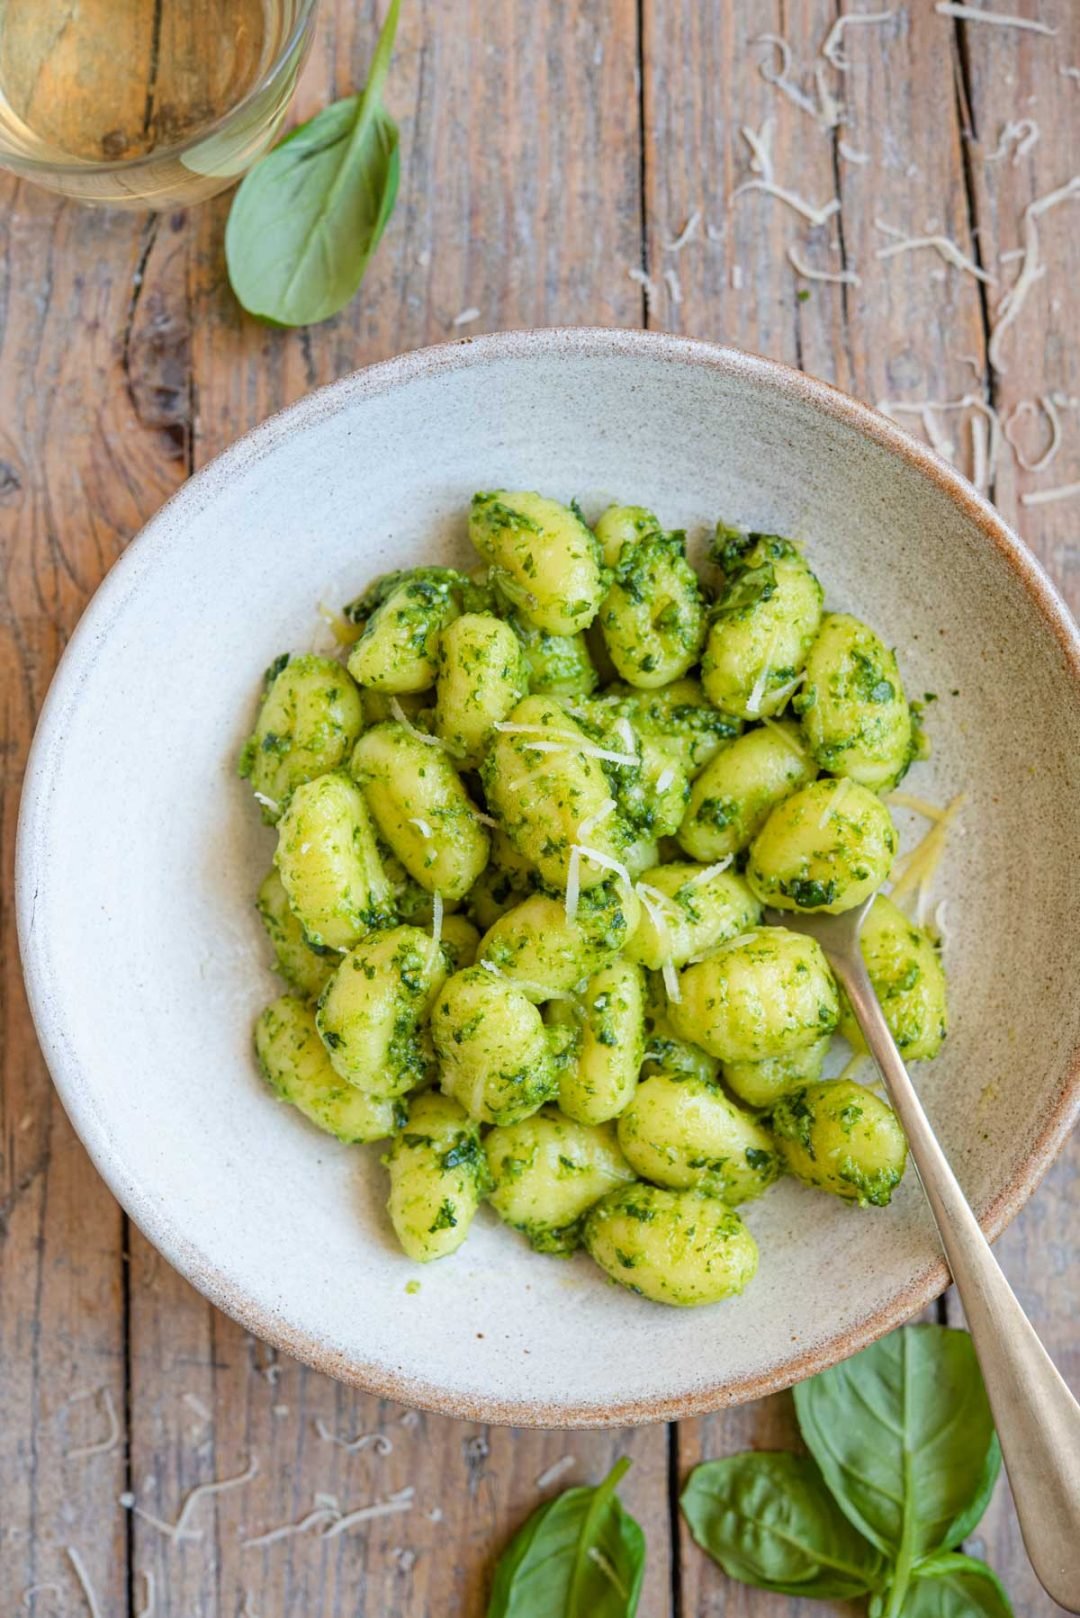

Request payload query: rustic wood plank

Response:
[0,186,189,1609]
[640,5,1055,1614]
[940,10,1080,1614]
[122,5,671,1617]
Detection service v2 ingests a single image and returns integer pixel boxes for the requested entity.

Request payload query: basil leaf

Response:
[487,1457,645,1617]
[225,0,401,327]
[680,1452,887,1600]
[793,1325,1000,1563]
[900,1554,1015,1618]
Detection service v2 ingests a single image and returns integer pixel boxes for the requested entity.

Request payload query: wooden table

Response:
[2,4,1078,1613]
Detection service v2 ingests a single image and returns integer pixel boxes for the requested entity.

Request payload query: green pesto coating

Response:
[434,612,528,766]
[316,924,447,1096]
[476,880,638,1000]
[617,1070,781,1205]
[274,770,393,952]
[505,609,600,698]
[469,490,605,635]
[584,1183,759,1306]
[239,653,364,820]
[797,613,915,791]
[679,720,817,861]
[625,861,761,972]
[838,894,947,1059]
[485,1106,635,1254]
[347,568,463,693]
[747,777,899,914]
[385,1090,487,1261]
[592,502,662,567]
[256,867,338,1000]
[641,972,721,1084]
[598,529,707,689]
[350,721,490,900]
[671,926,840,1063]
[480,695,629,893]
[432,966,559,1125]
[552,957,646,1125]
[255,994,403,1143]
[770,1079,908,1206]
[722,1033,832,1109]
[702,533,823,719]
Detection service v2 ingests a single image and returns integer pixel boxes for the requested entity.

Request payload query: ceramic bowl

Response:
[17,329,1080,1426]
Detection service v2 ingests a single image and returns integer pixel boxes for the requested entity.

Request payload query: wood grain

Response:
[121,5,672,1616]
[1,1,1077,1614]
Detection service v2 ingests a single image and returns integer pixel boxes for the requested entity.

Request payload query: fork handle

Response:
[838,954,1080,1612]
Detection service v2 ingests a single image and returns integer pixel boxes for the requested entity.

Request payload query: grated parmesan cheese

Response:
[838,140,870,165]
[564,844,582,924]
[316,600,360,646]
[888,790,948,822]
[431,891,444,954]
[933,3,1056,34]
[134,1570,155,1618]
[989,176,1080,373]
[635,882,682,1003]
[314,1423,395,1462]
[889,793,966,919]
[577,798,617,840]
[390,697,444,747]
[252,791,280,814]
[663,211,701,252]
[759,714,810,761]
[732,176,840,228]
[627,265,657,308]
[689,857,734,885]
[874,218,993,283]
[663,266,683,306]
[66,1548,104,1618]
[787,242,860,286]
[479,959,579,1004]
[182,1392,212,1423]
[753,34,822,121]
[452,307,482,327]
[821,9,895,71]
[985,117,1040,165]
[470,808,499,828]
[655,767,676,794]
[68,1386,121,1459]
[1020,479,1080,507]
[1004,394,1062,471]
[495,720,637,766]
[535,1454,577,1489]
[408,817,434,839]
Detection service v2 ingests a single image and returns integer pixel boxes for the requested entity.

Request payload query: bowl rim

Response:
[16,326,1080,1428]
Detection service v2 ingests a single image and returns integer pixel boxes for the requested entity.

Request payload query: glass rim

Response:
[0,0,320,179]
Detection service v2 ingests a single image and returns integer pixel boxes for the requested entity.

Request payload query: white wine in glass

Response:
[0,0,318,207]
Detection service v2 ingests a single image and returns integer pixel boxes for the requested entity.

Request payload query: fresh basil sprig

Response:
[225,0,402,327]
[487,1457,645,1617]
[681,1325,1011,1618]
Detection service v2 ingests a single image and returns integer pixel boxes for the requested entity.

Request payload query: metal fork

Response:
[769,897,1080,1612]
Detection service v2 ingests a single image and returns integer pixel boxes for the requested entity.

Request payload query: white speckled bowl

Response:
[17,330,1080,1426]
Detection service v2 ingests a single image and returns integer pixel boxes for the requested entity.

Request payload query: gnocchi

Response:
[239,495,949,1304]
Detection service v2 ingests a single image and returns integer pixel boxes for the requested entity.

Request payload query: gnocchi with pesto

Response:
[239,492,954,1306]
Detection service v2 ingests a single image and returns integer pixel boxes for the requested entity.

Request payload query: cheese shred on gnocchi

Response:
[239,493,950,1307]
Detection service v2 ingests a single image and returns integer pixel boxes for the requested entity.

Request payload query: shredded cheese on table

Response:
[1004,395,1062,471]
[874,219,994,283]
[732,176,841,228]
[986,118,1040,165]
[535,1454,577,1489]
[452,307,482,327]
[1021,480,1080,507]
[933,2,1056,33]
[821,10,896,70]
[627,266,657,308]
[66,1548,104,1618]
[989,176,1080,373]
[888,790,947,822]
[134,1571,155,1618]
[67,1386,121,1459]
[787,243,861,286]
[663,211,701,252]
